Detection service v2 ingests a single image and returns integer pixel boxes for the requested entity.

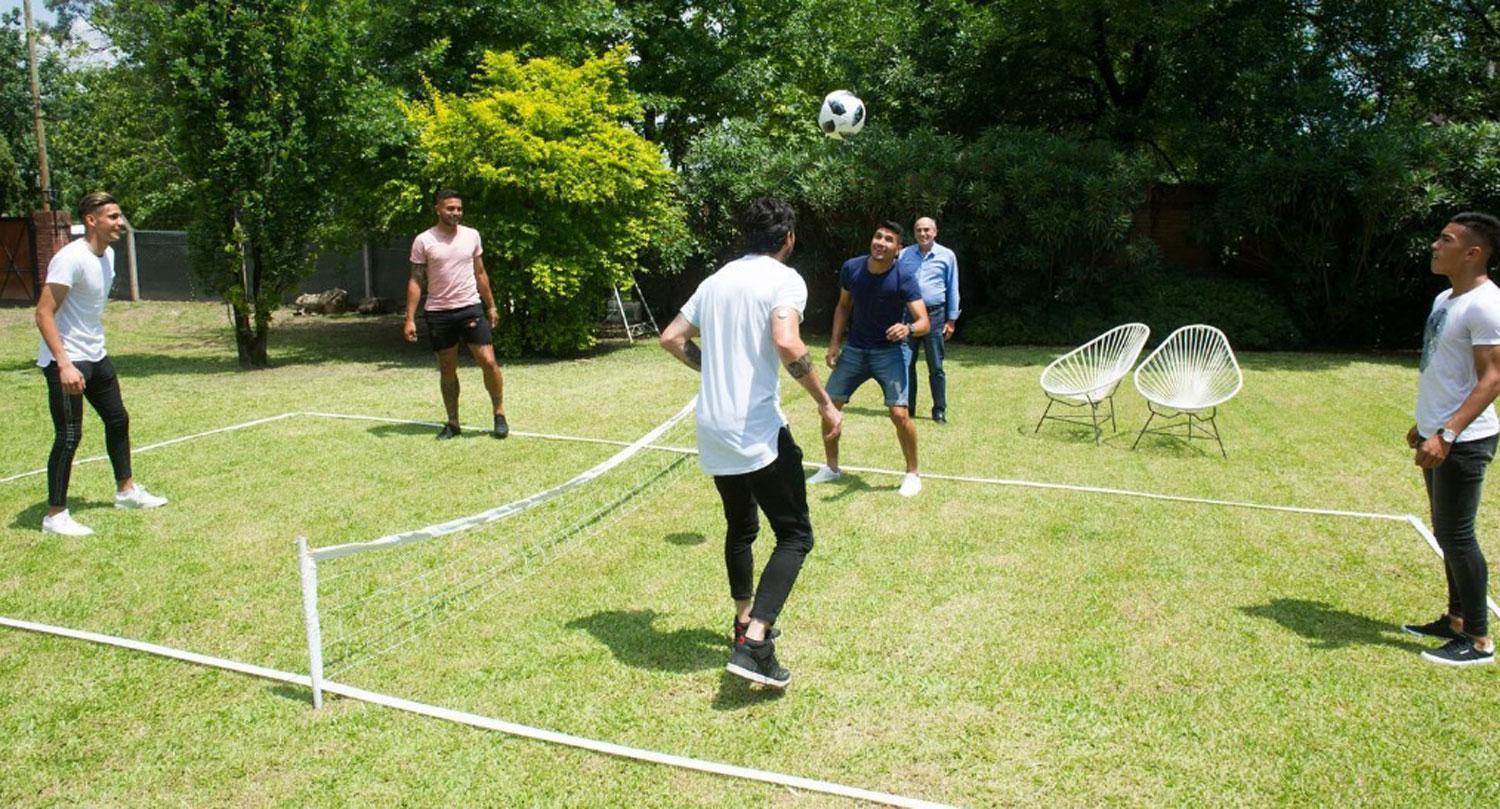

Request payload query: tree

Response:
[403,47,687,355]
[109,0,367,367]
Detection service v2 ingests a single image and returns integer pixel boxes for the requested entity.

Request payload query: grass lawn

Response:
[0,301,1495,807]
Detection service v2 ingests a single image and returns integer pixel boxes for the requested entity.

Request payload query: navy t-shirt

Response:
[840,255,923,350]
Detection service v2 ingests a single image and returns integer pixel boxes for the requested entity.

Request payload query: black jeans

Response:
[1423,433,1497,638]
[43,357,132,508]
[712,427,814,626]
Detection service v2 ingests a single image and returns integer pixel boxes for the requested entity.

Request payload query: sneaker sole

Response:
[1420,651,1495,667]
[1402,624,1461,641]
[115,501,167,510]
[725,661,790,688]
[42,527,94,537]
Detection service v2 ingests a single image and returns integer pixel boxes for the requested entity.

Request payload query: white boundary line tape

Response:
[6,407,1496,619]
[0,615,957,809]
[0,412,304,484]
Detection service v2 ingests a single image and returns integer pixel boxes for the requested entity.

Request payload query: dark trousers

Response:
[907,304,947,418]
[712,427,814,626]
[43,357,132,508]
[1423,434,1497,638]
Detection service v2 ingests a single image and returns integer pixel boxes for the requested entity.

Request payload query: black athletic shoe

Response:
[436,423,461,440]
[1402,614,1464,641]
[732,619,781,648]
[493,414,510,439]
[932,412,947,424]
[1420,636,1495,667]
[726,637,791,688]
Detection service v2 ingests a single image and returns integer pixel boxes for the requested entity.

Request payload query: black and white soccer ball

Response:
[818,90,866,138]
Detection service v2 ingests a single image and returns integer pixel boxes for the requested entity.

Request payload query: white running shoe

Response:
[115,484,168,509]
[807,465,843,484]
[899,473,922,497]
[42,509,95,537]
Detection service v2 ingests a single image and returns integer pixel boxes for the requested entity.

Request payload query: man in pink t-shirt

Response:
[404,189,509,439]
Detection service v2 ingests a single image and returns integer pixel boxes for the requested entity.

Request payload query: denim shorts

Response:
[826,344,910,407]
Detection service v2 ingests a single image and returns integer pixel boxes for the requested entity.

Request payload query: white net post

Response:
[297,537,325,709]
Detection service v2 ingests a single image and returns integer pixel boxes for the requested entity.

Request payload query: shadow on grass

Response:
[9,497,114,530]
[269,684,313,706]
[666,532,706,546]
[566,609,724,673]
[367,422,443,439]
[711,670,788,710]
[1239,598,1427,652]
[810,473,886,501]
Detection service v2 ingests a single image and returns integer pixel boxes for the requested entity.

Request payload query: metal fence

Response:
[108,230,414,303]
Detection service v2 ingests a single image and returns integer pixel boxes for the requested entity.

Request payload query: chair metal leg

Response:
[1206,409,1227,458]
[1034,399,1055,433]
[1106,394,1117,433]
[1089,399,1103,445]
[1132,408,1156,449]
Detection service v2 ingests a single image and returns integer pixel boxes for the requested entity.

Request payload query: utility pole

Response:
[24,0,53,211]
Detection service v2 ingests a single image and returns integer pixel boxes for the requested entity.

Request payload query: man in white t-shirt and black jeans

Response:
[404,189,509,439]
[34,192,168,537]
[660,197,841,688]
[1402,211,1500,667]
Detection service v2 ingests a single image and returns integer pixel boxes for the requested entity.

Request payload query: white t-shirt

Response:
[1416,279,1500,441]
[679,254,808,476]
[37,238,114,367]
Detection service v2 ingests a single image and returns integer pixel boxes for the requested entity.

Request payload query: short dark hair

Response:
[741,197,797,254]
[77,191,117,222]
[434,189,462,204]
[876,220,903,243]
[1452,212,1500,266]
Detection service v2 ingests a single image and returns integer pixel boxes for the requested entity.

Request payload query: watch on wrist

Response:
[1440,427,1460,444]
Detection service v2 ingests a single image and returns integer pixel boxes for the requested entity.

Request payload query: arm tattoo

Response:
[684,340,702,370]
[785,352,812,379]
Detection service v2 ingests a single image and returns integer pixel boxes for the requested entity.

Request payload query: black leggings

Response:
[712,427,815,626]
[1424,434,1497,638]
[44,357,132,508]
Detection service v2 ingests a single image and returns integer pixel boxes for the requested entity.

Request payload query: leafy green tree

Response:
[107,0,367,367]
[403,47,687,355]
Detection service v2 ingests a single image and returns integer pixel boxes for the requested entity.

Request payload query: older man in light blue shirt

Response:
[897,216,959,422]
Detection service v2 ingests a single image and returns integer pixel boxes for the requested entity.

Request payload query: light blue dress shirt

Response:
[896,242,960,322]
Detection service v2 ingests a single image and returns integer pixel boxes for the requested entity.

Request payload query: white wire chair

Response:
[1035,323,1151,445]
[1131,324,1243,457]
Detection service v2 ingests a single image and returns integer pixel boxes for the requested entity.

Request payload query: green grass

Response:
[0,302,1496,807]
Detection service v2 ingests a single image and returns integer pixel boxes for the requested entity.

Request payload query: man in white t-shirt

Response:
[1401,211,1500,667]
[34,192,168,537]
[404,189,509,440]
[660,197,841,689]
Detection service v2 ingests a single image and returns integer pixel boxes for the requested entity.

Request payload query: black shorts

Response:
[426,304,492,351]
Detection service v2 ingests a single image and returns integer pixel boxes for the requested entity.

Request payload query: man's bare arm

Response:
[473,255,499,324]
[1417,344,1500,468]
[403,263,426,342]
[772,305,841,442]
[35,283,85,394]
[659,314,702,371]
[827,289,852,367]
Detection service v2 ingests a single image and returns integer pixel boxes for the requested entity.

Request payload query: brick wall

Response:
[32,209,73,287]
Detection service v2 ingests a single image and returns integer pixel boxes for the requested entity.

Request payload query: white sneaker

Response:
[115,484,168,509]
[807,465,843,484]
[42,509,95,537]
[899,473,922,497]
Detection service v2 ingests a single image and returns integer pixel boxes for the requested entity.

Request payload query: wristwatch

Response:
[1440,427,1460,444]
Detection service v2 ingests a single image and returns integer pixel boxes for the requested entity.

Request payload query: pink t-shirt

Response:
[409,225,483,312]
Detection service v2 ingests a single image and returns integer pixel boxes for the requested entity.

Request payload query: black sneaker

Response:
[1420,636,1495,667]
[436,423,461,440]
[493,414,510,439]
[932,411,947,424]
[732,619,781,648]
[726,637,791,688]
[1402,614,1463,641]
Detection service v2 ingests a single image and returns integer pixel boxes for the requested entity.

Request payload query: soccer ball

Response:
[818,90,865,138]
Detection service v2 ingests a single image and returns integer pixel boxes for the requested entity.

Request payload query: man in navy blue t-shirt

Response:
[808,221,931,497]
